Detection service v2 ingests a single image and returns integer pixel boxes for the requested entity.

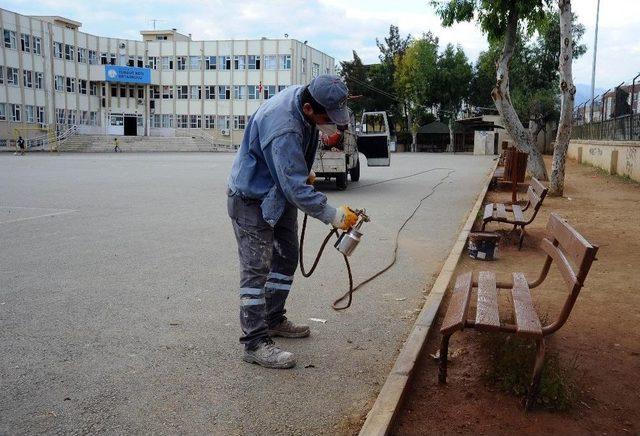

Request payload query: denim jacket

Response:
[227,86,336,227]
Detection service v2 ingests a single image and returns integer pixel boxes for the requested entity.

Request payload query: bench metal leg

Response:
[481,221,488,231]
[525,338,546,410]
[518,225,526,250]
[438,334,451,383]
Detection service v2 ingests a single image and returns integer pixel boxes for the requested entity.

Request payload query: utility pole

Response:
[589,0,601,121]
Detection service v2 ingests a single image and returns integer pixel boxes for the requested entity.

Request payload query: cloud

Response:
[3,0,638,88]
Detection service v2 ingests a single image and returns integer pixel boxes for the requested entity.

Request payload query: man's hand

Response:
[307,170,316,185]
[331,205,358,230]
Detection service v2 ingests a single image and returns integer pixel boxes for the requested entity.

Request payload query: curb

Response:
[358,159,499,436]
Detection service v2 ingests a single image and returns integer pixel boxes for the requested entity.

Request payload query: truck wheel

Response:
[349,159,361,182]
[336,172,348,190]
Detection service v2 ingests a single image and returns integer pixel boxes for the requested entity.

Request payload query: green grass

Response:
[479,331,579,411]
[580,161,638,185]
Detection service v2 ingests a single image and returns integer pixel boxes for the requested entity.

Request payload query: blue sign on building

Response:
[104,65,151,84]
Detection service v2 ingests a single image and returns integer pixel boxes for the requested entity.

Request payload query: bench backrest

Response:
[527,177,548,212]
[539,213,599,335]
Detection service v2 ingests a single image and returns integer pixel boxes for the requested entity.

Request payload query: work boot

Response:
[243,338,296,369]
[268,319,310,338]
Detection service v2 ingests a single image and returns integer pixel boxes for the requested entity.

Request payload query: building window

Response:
[33,36,41,55]
[189,85,201,99]
[66,77,76,93]
[264,55,277,70]
[10,104,21,122]
[7,67,19,86]
[162,114,173,128]
[109,53,117,65]
[177,85,188,99]
[205,85,216,99]
[312,62,320,77]
[248,55,261,70]
[279,54,291,70]
[263,85,276,99]
[149,85,159,99]
[162,85,173,99]
[128,86,135,98]
[234,55,246,70]
[79,79,87,95]
[161,56,173,70]
[90,111,99,126]
[205,56,216,70]
[89,82,97,96]
[110,114,123,126]
[248,85,259,100]
[205,114,215,128]
[20,33,30,52]
[67,110,77,125]
[0,103,6,121]
[56,109,66,125]
[110,85,117,97]
[88,50,98,65]
[218,55,231,70]
[137,56,144,67]
[234,115,246,130]
[119,86,126,97]
[0,66,4,84]
[54,75,64,91]
[217,85,230,100]
[189,56,201,70]
[177,115,188,128]
[4,30,17,49]
[100,52,108,64]
[77,47,87,63]
[233,85,246,100]
[176,56,187,70]
[23,70,33,88]
[64,44,74,61]
[301,58,306,74]
[137,87,144,99]
[151,114,161,128]
[128,56,135,67]
[189,115,201,128]
[148,56,157,69]
[25,105,35,123]
[37,106,45,125]
[216,115,230,130]
[34,72,43,89]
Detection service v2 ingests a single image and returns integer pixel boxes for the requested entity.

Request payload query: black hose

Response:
[299,168,455,311]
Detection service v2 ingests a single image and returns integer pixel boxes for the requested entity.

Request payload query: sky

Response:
[4,0,639,89]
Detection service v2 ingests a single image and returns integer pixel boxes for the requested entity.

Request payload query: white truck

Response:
[313,111,392,190]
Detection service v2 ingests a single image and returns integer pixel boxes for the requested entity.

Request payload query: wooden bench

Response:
[482,177,548,249]
[438,213,599,409]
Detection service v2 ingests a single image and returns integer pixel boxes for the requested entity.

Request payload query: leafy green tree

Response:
[395,33,439,150]
[431,0,553,179]
[434,44,473,151]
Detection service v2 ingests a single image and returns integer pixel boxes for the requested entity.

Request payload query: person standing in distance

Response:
[227,75,358,369]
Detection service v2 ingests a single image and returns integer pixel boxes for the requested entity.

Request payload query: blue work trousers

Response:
[227,193,299,349]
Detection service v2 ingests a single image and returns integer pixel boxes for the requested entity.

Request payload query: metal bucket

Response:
[468,232,500,261]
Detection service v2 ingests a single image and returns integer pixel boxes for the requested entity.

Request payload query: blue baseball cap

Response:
[308,74,350,125]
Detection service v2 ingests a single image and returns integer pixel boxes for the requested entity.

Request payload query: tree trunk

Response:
[407,106,416,152]
[549,0,576,196]
[491,6,549,180]
[447,115,455,153]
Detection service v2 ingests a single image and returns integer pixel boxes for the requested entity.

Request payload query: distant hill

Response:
[575,83,605,106]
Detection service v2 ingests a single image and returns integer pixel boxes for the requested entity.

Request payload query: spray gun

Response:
[334,209,370,257]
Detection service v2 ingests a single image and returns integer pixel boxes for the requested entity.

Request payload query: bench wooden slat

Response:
[546,213,596,279]
[483,203,494,221]
[530,177,547,197]
[475,271,500,331]
[511,204,525,223]
[540,238,578,288]
[496,203,508,220]
[527,187,541,209]
[441,272,473,335]
[511,272,542,337]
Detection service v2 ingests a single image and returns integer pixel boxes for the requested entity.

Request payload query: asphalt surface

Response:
[0,152,494,435]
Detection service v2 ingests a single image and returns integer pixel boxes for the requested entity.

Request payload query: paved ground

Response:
[0,152,493,435]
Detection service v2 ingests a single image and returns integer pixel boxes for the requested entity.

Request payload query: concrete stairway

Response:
[59,134,235,152]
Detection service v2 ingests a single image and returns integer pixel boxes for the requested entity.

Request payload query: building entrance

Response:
[124,116,137,136]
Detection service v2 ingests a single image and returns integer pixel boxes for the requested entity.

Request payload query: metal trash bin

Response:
[468,232,500,261]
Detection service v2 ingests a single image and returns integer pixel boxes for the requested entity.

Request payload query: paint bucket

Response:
[468,232,500,261]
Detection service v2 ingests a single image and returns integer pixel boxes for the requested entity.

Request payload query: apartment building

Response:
[0,7,335,146]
